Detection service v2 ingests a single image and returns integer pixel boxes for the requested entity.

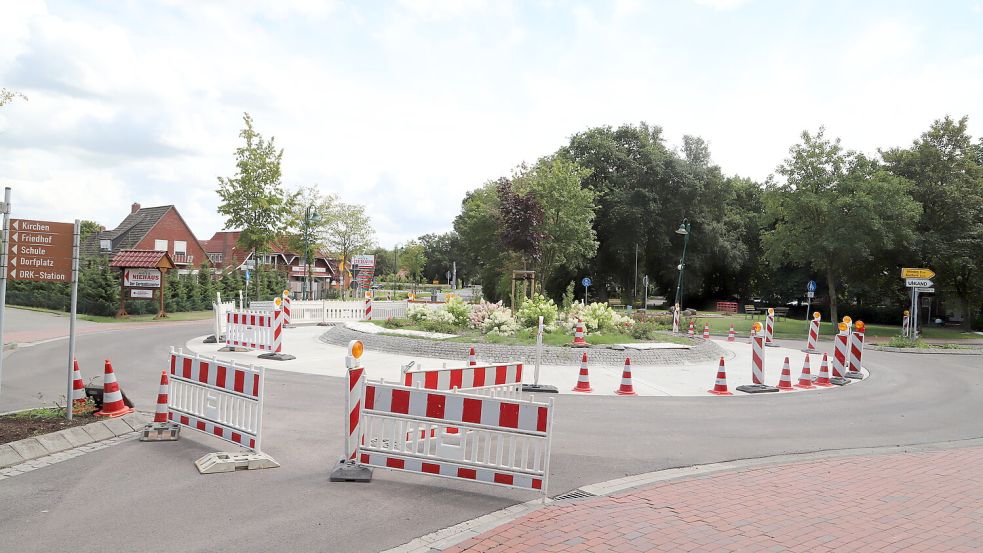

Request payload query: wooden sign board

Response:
[6,219,74,282]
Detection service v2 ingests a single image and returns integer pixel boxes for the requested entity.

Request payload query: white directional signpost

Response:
[902,268,936,338]
[0,187,82,419]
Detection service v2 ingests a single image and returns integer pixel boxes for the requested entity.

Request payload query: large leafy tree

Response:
[398,242,427,284]
[322,201,375,299]
[216,113,296,298]
[762,128,920,322]
[454,182,505,300]
[882,116,983,328]
[418,232,461,283]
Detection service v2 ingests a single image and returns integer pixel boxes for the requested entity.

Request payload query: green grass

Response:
[369,319,689,345]
[11,305,213,323]
[692,313,977,341]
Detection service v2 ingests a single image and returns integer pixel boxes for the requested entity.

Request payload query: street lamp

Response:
[673,218,691,313]
[302,204,320,300]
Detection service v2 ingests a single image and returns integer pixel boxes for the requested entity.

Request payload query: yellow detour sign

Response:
[901,268,935,279]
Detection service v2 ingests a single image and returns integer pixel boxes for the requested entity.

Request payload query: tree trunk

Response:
[826,265,838,323]
[961,296,973,330]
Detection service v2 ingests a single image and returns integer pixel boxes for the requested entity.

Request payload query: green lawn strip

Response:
[10,305,213,323]
[691,313,975,341]
[368,319,686,345]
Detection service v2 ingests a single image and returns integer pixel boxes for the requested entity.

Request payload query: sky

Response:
[1,0,982,247]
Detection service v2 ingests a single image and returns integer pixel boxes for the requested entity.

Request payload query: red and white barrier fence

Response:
[356,376,553,494]
[167,348,266,452]
[225,306,284,353]
[213,298,235,340]
[402,362,524,399]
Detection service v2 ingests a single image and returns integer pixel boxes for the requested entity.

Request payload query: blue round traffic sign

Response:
[582,277,592,287]
[807,280,816,292]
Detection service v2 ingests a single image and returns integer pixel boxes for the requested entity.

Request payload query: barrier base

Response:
[329,459,373,482]
[801,348,820,354]
[219,346,251,353]
[845,371,864,380]
[257,352,297,361]
[765,343,778,348]
[140,422,181,441]
[736,384,780,394]
[195,452,280,474]
[522,384,559,394]
[829,377,851,386]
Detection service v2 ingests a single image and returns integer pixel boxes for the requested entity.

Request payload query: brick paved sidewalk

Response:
[444,446,983,552]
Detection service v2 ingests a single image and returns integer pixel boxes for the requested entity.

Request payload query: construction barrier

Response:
[804,312,821,353]
[764,308,776,346]
[224,305,285,355]
[352,372,554,494]
[364,292,373,321]
[847,321,866,377]
[715,301,738,313]
[250,299,410,324]
[281,290,292,326]
[213,299,235,341]
[402,362,524,399]
[672,309,680,334]
[830,323,851,385]
[167,348,266,451]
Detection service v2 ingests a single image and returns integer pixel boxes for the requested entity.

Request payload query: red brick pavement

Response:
[444,447,983,552]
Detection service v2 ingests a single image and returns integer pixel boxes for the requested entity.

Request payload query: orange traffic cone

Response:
[572,351,593,393]
[708,357,732,396]
[814,353,833,387]
[94,360,134,418]
[795,354,815,389]
[153,371,170,423]
[702,323,710,339]
[727,324,736,342]
[615,357,637,396]
[572,319,588,346]
[468,346,477,366]
[777,357,794,391]
[71,359,87,410]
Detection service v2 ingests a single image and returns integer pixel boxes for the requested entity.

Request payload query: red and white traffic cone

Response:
[572,319,588,346]
[795,354,815,389]
[708,357,733,396]
[777,357,794,391]
[687,321,695,338]
[702,323,710,339]
[468,346,477,366]
[71,359,87,410]
[814,353,833,387]
[153,371,169,423]
[615,357,637,396]
[727,324,735,342]
[572,351,593,393]
[94,360,134,418]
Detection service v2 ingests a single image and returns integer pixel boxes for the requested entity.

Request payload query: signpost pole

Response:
[0,187,11,400]
[66,220,80,420]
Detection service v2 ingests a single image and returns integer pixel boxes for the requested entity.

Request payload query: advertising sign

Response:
[123,268,162,288]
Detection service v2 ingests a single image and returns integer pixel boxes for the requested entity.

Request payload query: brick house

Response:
[200,230,345,299]
[82,203,208,271]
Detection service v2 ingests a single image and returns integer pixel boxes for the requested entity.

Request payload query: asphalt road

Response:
[1,319,981,553]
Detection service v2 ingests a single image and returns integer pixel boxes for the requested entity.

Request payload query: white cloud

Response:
[693,0,750,10]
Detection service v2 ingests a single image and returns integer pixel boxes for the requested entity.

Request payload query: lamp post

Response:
[673,218,691,314]
[302,204,319,300]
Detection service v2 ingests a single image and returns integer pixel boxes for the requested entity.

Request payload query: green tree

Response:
[78,256,117,316]
[514,155,598,294]
[322,201,375,299]
[882,116,983,328]
[418,232,460,282]
[762,128,920,322]
[80,220,102,243]
[216,113,296,299]
[453,181,505,300]
[399,242,427,284]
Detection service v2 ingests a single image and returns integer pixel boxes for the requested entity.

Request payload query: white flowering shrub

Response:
[515,294,559,328]
[468,301,508,329]
[481,309,519,336]
[561,302,634,332]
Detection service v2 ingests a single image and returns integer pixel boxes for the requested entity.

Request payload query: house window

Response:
[174,241,187,254]
[208,253,224,263]
[99,239,111,252]
[154,239,168,251]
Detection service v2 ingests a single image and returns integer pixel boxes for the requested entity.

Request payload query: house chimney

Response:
[131,202,141,214]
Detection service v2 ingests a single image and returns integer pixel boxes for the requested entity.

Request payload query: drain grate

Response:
[551,488,596,501]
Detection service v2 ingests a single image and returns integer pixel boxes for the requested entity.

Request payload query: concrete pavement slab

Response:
[101,417,135,436]
[0,444,24,467]
[56,426,95,447]
[81,421,114,441]
[8,438,48,461]
[35,431,73,454]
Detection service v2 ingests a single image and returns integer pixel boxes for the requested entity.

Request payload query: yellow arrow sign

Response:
[901,268,935,279]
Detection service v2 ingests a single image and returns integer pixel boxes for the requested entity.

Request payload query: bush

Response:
[629,320,659,340]
[563,302,634,333]
[468,300,508,329]
[407,304,430,322]
[561,281,575,311]
[420,319,458,334]
[481,309,519,336]
[382,317,406,329]
[444,296,470,327]
[516,294,559,328]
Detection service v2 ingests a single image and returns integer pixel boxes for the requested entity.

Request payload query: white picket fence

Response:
[247,300,411,323]
[212,301,236,339]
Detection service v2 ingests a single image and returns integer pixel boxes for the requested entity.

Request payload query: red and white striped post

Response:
[364,291,373,321]
[751,322,765,385]
[902,310,911,338]
[468,346,477,366]
[832,323,849,379]
[672,307,681,334]
[281,289,292,326]
[804,311,821,353]
[727,324,735,342]
[271,298,284,353]
[702,323,710,339]
[764,307,776,347]
[344,341,366,461]
[848,321,865,376]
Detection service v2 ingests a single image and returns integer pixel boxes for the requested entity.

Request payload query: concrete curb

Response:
[867,345,983,355]
[321,326,727,367]
[0,412,151,470]
[383,437,983,553]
